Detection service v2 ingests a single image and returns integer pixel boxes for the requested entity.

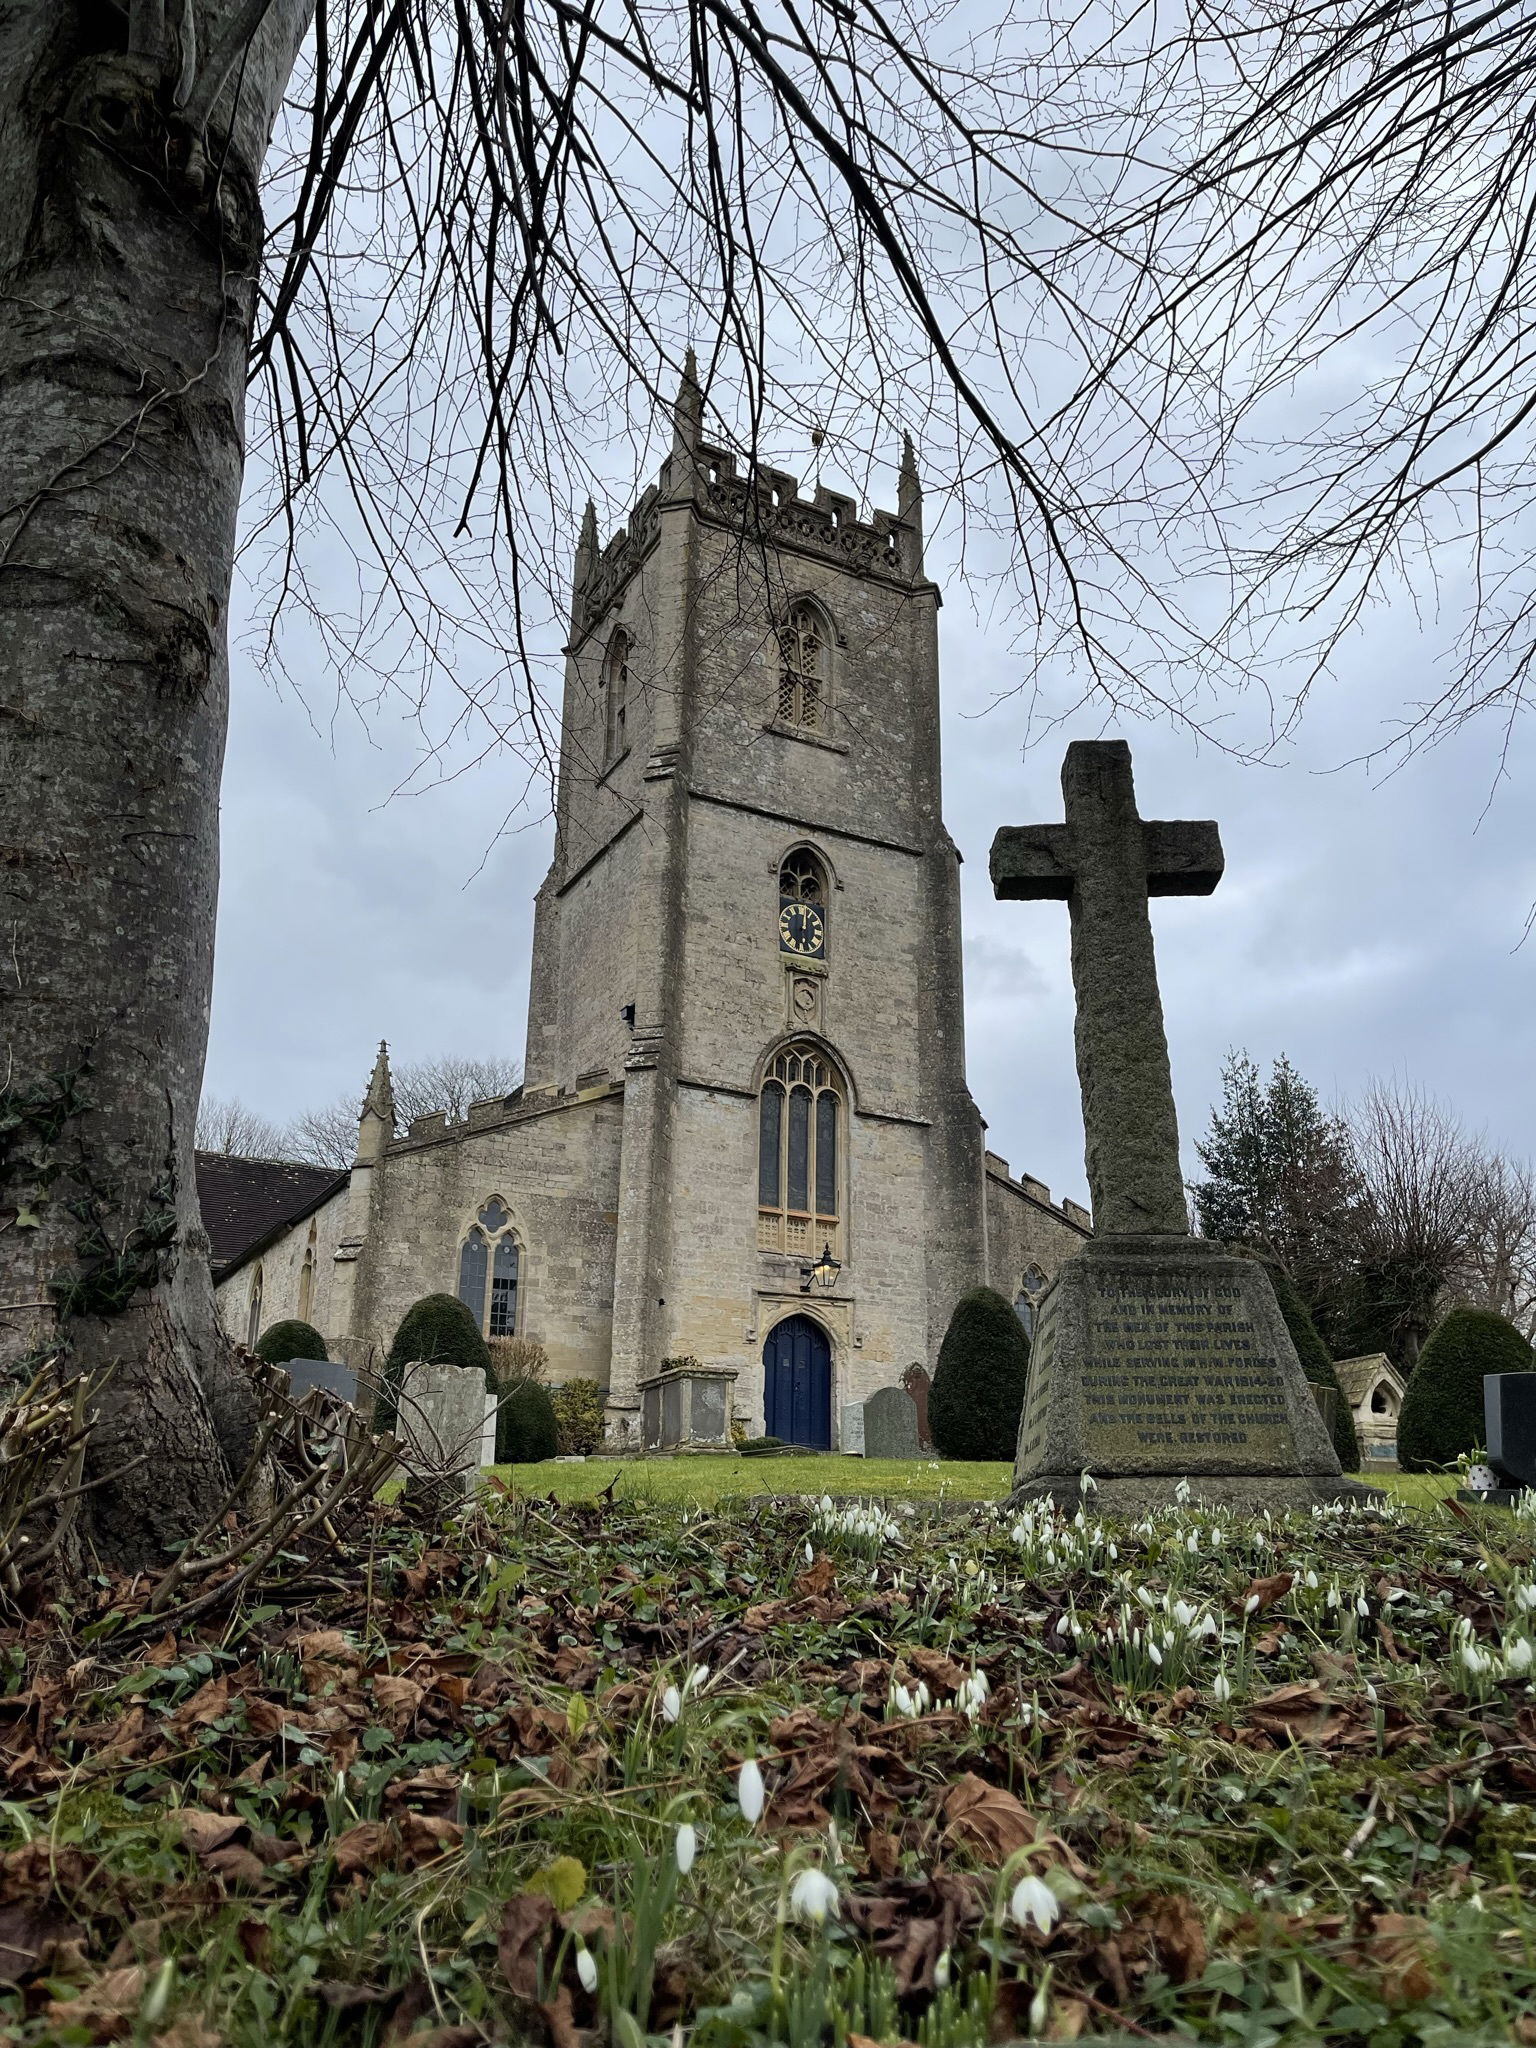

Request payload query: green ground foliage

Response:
[496,1378,560,1465]
[549,1379,607,1456]
[1398,1307,1536,1473]
[1260,1260,1361,1471]
[4,1469,1527,2045]
[375,1292,493,1432]
[252,1319,328,1365]
[929,1287,1031,1462]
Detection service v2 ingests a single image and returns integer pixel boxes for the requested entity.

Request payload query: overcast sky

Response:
[208,458,1535,1210]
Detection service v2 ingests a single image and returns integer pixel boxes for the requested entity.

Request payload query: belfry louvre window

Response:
[757,1044,841,1255]
[776,603,826,731]
[457,1197,521,1337]
[604,629,630,759]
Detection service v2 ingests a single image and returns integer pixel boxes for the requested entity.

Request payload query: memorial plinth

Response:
[1011,1237,1377,1510]
[993,740,1380,1512]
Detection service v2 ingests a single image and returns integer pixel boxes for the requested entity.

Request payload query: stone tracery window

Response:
[604,628,630,759]
[1014,1264,1047,1338]
[776,601,827,731]
[757,1044,841,1255]
[246,1263,264,1348]
[457,1197,522,1337]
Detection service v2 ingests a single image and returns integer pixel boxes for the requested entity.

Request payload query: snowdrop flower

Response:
[1212,1670,1232,1705]
[1172,1599,1198,1630]
[933,1949,952,1991]
[1147,1640,1163,1667]
[675,1823,697,1874]
[804,1540,814,1565]
[1327,1588,1340,1610]
[1243,1594,1261,1617]
[738,1757,765,1826]
[684,1663,709,1697]
[1364,1681,1379,1702]
[1304,1569,1319,1591]
[1513,1584,1536,1612]
[1356,1593,1370,1618]
[789,1868,840,1924]
[575,1943,599,1994]
[1174,1478,1192,1504]
[1010,1874,1061,1935]
[890,1684,917,1719]
[956,1669,990,1719]
[661,1685,683,1724]
[1135,1586,1157,1611]
[1506,1636,1534,1675]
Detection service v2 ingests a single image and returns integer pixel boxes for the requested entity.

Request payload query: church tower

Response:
[523,361,989,1441]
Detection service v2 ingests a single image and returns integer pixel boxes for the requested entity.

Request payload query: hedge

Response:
[253,1319,328,1366]
[928,1286,1031,1462]
[1397,1307,1535,1473]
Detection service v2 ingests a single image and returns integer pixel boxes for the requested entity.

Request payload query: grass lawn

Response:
[494,1452,1461,1512]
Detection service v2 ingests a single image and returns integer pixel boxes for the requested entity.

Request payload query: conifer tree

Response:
[928,1287,1031,1463]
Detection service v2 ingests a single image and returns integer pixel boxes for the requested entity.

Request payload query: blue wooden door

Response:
[763,1315,832,1449]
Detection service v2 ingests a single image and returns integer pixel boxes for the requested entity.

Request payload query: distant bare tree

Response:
[194,1096,290,1161]
[1348,1083,1491,1371]
[287,1055,523,1168]
[1458,1153,1536,1342]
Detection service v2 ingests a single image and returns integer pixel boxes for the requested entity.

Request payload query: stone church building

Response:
[211,369,1090,1446]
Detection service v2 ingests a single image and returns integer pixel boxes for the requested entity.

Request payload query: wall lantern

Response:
[800,1241,842,1295]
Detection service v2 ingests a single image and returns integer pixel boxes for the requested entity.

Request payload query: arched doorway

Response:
[763,1314,832,1449]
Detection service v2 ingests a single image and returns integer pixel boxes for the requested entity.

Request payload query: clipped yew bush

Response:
[374,1292,491,1433]
[253,1319,327,1365]
[496,1379,560,1464]
[1260,1261,1361,1472]
[1398,1307,1536,1473]
[549,1379,606,1455]
[928,1285,1031,1462]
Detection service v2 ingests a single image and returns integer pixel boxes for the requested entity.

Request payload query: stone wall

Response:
[984,1155,1092,1301]
[214,1181,352,1353]
[348,1089,624,1386]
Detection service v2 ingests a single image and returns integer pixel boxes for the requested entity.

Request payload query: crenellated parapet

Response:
[572,376,924,636]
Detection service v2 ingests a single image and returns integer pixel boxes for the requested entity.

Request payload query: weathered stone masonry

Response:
[215,368,1091,1438]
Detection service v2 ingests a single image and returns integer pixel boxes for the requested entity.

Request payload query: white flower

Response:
[675,1822,697,1874]
[1174,1478,1192,1504]
[934,1949,952,1991]
[738,1757,765,1825]
[684,1663,709,1697]
[1506,1636,1534,1675]
[805,1540,814,1565]
[1356,1594,1370,1618]
[1212,1670,1232,1705]
[1010,1874,1061,1935]
[1147,1641,1163,1667]
[661,1685,682,1723]
[1172,1600,1198,1630]
[575,1943,599,1993]
[789,1868,840,1924]
[1304,1570,1319,1591]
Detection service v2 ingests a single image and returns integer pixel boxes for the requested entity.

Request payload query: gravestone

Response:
[863,1384,922,1459]
[278,1357,358,1404]
[395,1360,497,1492]
[992,741,1379,1512]
[840,1400,866,1456]
[1486,1373,1536,1490]
[901,1363,934,1450]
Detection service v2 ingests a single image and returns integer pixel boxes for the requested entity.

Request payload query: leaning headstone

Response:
[395,1360,494,1494]
[992,741,1379,1512]
[1485,1373,1536,1491]
[279,1357,358,1404]
[840,1401,866,1456]
[863,1384,922,1460]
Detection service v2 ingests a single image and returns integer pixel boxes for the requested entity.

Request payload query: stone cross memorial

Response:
[991,740,1378,1510]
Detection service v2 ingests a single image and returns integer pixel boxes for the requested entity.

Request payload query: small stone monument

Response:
[638,1361,739,1451]
[1484,1373,1536,1495]
[992,740,1378,1511]
[840,1400,867,1456]
[863,1384,923,1460]
[394,1360,497,1494]
[278,1357,358,1404]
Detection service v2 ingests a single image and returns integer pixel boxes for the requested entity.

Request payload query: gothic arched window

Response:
[604,628,630,759]
[1014,1263,1048,1338]
[776,601,828,731]
[298,1246,316,1324]
[778,847,828,960]
[457,1197,522,1337]
[246,1263,264,1348]
[757,1044,842,1255]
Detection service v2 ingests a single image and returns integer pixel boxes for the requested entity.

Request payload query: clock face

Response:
[779,900,825,957]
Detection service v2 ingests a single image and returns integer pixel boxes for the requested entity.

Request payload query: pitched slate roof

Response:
[1334,1352,1405,1406]
[195,1153,349,1279]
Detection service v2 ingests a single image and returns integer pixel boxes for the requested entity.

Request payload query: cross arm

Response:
[990,823,1073,900]
[1143,820,1223,896]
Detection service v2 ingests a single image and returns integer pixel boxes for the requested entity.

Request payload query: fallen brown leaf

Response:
[942,1772,1037,1862]
[333,1820,395,1879]
[498,1892,556,1999]
[1148,1894,1207,1984]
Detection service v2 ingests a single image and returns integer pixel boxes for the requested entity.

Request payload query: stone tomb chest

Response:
[639,1362,739,1451]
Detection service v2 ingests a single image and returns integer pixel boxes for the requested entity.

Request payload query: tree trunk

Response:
[0,2,313,1566]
